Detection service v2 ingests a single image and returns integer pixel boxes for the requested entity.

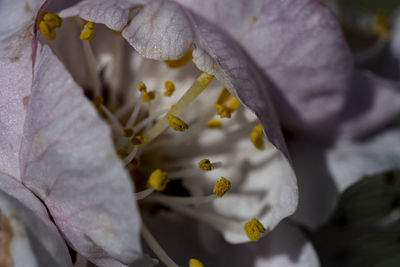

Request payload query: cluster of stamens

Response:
[38,12,269,267]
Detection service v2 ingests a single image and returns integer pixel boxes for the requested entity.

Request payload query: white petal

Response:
[0,173,72,267]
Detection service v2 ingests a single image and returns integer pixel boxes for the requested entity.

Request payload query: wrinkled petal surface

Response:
[0,173,72,267]
[174,0,353,136]
[0,9,152,265]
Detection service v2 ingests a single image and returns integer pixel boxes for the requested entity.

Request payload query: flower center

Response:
[38,14,269,266]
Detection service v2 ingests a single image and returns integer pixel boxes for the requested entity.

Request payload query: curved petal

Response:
[174,0,353,136]
[0,0,43,45]
[327,127,400,192]
[59,0,147,31]
[0,173,72,267]
[144,212,320,267]
[1,7,153,264]
[20,43,154,266]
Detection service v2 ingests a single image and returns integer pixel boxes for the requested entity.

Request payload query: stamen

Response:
[80,21,95,42]
[206,119,222,128]
[168,115,189,132]
[141,224,179,267]
[143,72,213,143]
[189,259,204,267]
[142,91,155,103]
[250,124,265,150]
[165,48,193,68]
[135,188,155,200]
[214,104,232,118]
[79,19,101,96]
[117,149,128,159]
[148,169,169,191]
[244,218,266,242]
[123,128,134,138]
[38,12,62,41]
[100,105,124,135]
[164,81,175,96]
[214,88,240,119]
[213,177,232,197]
[198,159,212,171]
[134,109,169,133]
[92,95,104,109]
[125,92,143,127]
[138,81,147,92]
[123,146,138,166]
[373,11,390,39]
[131,135,146,145]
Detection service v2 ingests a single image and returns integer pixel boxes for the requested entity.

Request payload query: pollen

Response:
[250,124,265,150]
[92,95,104,109]
[142,91,155,102]
[206,119,222,128]
[164,81,176,96]
[131,135,146,145]
[117,149,128,159]
[198,159,212,171]
[244,218,266,242]
[214,104,232,118]
[214,88,240,118]
[80,21,95,42]
[138,81,147,92]
[148,169,169,191]
[168,115,189,131]
[213,177,232,197]
[123,128,134,138]
[38,11,63,41]
[189,258,204,267]
[373,11,390,39]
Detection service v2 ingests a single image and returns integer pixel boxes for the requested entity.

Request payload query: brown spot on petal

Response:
[0,213,14,267]
[22,96,30,108]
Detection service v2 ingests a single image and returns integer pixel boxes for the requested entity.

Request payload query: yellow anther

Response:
[214,104,232,118]
[80,21,95,41]
[168,115,189,131]
[213,177,232,197]
[123,128,134,138]
[131,135,146,145]
[38,11,63,41]
[164,81,176,96]
[189,258,204,267]
[206,119,222,128]
[198,159,212,171]
[244,218,266,242]
[250,124,265,150]
[148,169,169,191]
[92,95,104,109]
[138,81,147,92]
[165,48,193,68]
[113,30,122,35]
[373,12,390,39]
[142,91,155,102]
[214,88,240,118]
[117,149,128,159]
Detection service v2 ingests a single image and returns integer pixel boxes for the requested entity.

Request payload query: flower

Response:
[2,0,398,266]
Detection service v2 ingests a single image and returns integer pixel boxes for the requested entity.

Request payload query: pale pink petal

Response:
[0,0,43,45]
[174,0,353,136]
[0,26,33,180]
[145,212,320,267]
[19,43,154,266]
[122,0,194,60]
[0,173,72,267]
[327,127,400,192]
[59,0,146,31]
